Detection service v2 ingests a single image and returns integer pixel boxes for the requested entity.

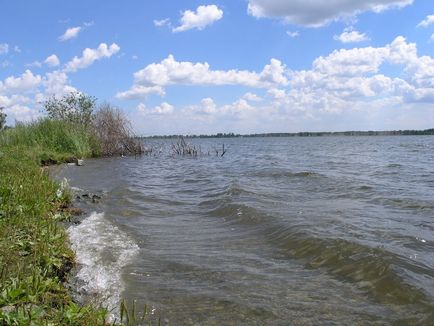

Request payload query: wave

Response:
[203,201,434,322]
[68,212,139,320]
[370,197,434,211]
[252,168,321,179]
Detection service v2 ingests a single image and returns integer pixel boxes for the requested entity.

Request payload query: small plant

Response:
[119,299,160,326]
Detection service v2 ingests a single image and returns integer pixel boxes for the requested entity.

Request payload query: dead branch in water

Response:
[170,137,227,158]
[171,137,199,156]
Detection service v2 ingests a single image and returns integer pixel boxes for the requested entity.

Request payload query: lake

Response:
[56,136,434,325]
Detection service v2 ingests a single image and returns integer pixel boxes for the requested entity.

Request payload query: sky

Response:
[1,0,433,135]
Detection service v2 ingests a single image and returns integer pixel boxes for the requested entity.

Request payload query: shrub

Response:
[92,103,143,156]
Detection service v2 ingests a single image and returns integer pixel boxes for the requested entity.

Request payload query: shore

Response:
[0,149,111,325]
[0,119,116,324]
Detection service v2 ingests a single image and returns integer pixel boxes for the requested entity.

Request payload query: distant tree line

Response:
[141,129,434,139]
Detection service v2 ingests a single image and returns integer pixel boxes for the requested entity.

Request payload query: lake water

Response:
[56,136,434,325]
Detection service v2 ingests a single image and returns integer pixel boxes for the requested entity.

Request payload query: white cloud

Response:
[0,70,42,94]
[334,30,370,43]
[64,43,120,72]
[118,55,288,101]
[45,54,60,67]
[130,55,287,88]
[286,36,434,113]
[116,85,165,100]
[14,45,21,53]
[125,36,434,134]
[59,26,82,41]
[137,102,174,115]
[154,18,170,27]
[243,92,263,101]
[0,43,9,54]
[247,0,413,27]
[43,70,76,95]
[431,34,434,42]
[286,31,299,37]
[26,61,42,68]
[267,88,286,99]
[4,104,40,123]
[417,14,434,27]
[173,5,223,32]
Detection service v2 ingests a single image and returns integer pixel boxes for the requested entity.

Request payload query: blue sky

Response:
[1,0,433,135]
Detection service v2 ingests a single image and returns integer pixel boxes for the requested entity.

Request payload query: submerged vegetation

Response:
[0,92,146,325]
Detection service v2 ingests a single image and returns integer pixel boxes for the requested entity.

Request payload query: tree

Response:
[44,92,96,127]
[0,107,6,130]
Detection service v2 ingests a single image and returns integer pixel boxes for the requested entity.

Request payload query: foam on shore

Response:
[68,212,139,319]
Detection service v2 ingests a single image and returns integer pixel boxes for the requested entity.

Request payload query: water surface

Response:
[59,136,434,325]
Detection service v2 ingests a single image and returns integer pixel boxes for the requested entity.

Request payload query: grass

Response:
[0,119,109,325]
[0,119,101,165]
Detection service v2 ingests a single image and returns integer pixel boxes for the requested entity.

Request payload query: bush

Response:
[92,103,143,156]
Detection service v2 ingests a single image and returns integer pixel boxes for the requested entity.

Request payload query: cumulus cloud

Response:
[137,102,174,115]
[0,43,9,55]
[45,54,60,67]
[286,31,299,38]
[417,14,434,27]
[0,70,42,94]
[64,43,120,72]
[243,92,263,101]
[118,55,288,100]
[137,55,286,87]
[173,5,223,32]
[287,36,434,112]
[59,26,82,41]
[0,41,120,124]
[247,0,413,27]
[116,85,165,100]
[334,29,370,43]
[154,18,170,27]
[43,70,76,95]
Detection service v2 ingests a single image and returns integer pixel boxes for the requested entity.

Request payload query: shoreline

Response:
[0,151,111,324]
[49,166,140,322]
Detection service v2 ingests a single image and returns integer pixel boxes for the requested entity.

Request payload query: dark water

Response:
[58,136,434,325]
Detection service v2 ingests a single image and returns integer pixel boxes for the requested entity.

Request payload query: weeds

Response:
[119,300,160,326]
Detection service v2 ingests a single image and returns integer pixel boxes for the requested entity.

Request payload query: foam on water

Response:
[68,212,139,319]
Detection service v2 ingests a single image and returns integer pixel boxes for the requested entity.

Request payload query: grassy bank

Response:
[0,119,109,324]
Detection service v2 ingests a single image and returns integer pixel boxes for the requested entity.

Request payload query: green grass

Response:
[0,120,109,325]
[0,119,101,165]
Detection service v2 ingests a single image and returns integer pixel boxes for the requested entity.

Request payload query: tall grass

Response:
[0,118,101,164]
